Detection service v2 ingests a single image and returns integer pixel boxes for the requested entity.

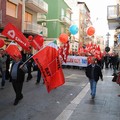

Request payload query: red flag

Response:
[5,42,22,60]
[59,41,69,63]
[32,42,65,92]
[78,45,84,55]
[2,23,30,51]
[94,45,102,60]
[30,35,44,50]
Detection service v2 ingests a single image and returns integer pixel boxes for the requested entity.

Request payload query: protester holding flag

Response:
[10,54,28,105]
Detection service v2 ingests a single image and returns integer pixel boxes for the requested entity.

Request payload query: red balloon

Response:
[87,27,95,36]
[28,35,33,41]
[59,33,68,43]
[0,39,5,48]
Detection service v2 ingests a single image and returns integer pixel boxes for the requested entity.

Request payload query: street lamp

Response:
[106,32,110,47]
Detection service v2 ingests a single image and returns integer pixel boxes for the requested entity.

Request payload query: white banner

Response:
[62,56,88,67]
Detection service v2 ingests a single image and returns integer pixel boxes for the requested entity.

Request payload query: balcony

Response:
[60,16,72,26]
[25,0,48,13]
[107,4,120,30]
[37,13,46,22]
[24,22,48,37]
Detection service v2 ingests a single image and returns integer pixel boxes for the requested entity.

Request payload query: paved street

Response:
[0,67,120,120]
[0,68,88,120]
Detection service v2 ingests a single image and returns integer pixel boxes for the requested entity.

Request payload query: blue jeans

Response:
[37,69,41,83]
[89,79,97,97]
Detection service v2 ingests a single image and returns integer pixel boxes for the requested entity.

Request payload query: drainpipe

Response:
[22,0,25,32]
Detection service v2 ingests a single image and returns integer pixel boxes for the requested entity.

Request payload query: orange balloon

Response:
[87,27,95,36]
[59,33,68,44]
[0,39,5,48]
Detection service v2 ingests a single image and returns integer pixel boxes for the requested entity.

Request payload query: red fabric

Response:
[59,41,69,63]
[30,35,44,50]
[32,42,65,92]
[94,45,102,60]
[5,43,22,60]
[2,23,30,51]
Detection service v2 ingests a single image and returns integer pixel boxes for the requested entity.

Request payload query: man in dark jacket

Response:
[10,55,27,105]
[85,57,103,99]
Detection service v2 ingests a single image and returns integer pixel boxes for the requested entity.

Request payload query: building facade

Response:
[0,0,48,49]
[43,0,72,44]
[107,0,120,53]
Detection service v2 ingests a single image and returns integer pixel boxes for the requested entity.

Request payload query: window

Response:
[25,12,32,23]
[24,12,32,30]
[6,1,17,18]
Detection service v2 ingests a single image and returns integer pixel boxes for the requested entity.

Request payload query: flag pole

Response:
[21,42,48,66]
[21,40,57,67]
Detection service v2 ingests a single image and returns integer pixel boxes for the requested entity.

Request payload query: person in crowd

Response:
[104,54,110,68]
[26,48,33,82]
[5,54,11,80]
[85,57,103,99]
[32,63,44,85]
[10,54,28,105]
[36,69,42,84]
[116,53,120,70]
[112,52,119,75]
[21,50,26,62]
[109,55,113,69]
[0,49,7,89]
[101,56,105,69]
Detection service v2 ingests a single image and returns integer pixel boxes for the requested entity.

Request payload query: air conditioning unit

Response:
[42,22,46,27]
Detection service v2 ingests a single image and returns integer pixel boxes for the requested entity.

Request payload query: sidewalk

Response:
[55,68,120,120]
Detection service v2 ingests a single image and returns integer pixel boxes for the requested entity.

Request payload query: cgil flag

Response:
[2,23,30,51]
[59,41,70,63]
[5,42,22,60]
[32,41,65,92]
[30,35,44,50]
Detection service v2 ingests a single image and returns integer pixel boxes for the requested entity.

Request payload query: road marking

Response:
[65,74,86,79]
[65,74,113,79]
[55,83,90,120]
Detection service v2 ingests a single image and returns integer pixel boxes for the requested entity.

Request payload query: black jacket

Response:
[10,61,25,82]
[85,64,103,82]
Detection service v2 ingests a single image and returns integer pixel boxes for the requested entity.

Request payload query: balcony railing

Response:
[37,13,46,21]
[107,5,120,19]
[107,4,120,30]
[60,16,72,26]
[24,21,48,37]
[25,0,48,13]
